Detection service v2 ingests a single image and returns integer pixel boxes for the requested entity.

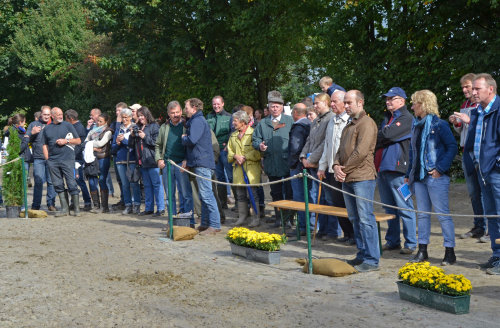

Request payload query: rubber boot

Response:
[248,208,260,228]
[55,192,70,217]
[441,247,456,266]
[233,201,248,226]
[101,190,110,213]
[90,191,100,213]
[259,204,265,219]
[217,184,228,209]
[71,194,81,217]
[410,244,428,263]
[133,204,141,214]
[65,190,73,211]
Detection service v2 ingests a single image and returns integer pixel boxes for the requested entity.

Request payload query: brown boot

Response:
[90,190,100,213]
[101,190,110,213]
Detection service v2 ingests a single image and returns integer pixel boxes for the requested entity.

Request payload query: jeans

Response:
[193,167,220,229]
[326,173,354,238]
[88,158,110,192]
[32,159,56,209]
[463,161,486,231]
[162,163,194,222]
[76,163,91,206]
[377,171,417,249]
[47,160,79,195]
[290,168,307,230]
[343,180,380,266]
[106,171,115,195]
[113,159,123,203]
[478,169,500,258]
[413,175,455,247]
[313,169,340,237]
[116,163,141,206]
[215,150,233,184]
[141,167,164,212]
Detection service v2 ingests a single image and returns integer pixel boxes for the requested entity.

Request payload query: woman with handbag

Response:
[130,106,164,216]
[85,113,113,213]
[111,108,142,215]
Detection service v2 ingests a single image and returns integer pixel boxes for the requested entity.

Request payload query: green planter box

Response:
[396,281,470,314]
[229,242,280,265]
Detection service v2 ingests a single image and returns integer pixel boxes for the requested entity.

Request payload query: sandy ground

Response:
[0,174,499,327]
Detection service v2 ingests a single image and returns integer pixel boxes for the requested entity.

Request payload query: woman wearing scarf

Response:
[85,113,113,213]
[407,90,458,265]
[227,110,262,227]
[130,106,164,216]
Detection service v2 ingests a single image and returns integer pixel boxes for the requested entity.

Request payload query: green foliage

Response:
[2,127,23,206]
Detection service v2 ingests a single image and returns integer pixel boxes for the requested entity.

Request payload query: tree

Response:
[3,127,23,207]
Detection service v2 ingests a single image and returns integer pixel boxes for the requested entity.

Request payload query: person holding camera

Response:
[130,106,164,216]
[111,107,141,214]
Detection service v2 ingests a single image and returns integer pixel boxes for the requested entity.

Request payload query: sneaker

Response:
[153,210,165,217]
[346,258,363,266]
[199,227,221,236]
[460,227,485,239]
[354,263,380,272]
[479,234,490,243]
[346,238,356,246]
[139,210,154,216]
[177,211,193,218]
[382,243,402,251]
[479,256,500,269]
[400,247,415,255]
[112,202,126,211]
[48,206,57,212]
[486,261,500,275]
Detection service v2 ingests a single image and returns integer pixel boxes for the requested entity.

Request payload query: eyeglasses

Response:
[386,97,403,102]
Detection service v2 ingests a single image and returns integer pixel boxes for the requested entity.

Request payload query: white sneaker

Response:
[177,211,193,218]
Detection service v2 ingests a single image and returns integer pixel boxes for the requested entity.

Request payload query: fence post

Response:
[303,169,312,274]
[21,158,28,219]
[167,160,174,239]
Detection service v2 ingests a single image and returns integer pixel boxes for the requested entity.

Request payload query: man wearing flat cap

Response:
[252,90,294,227]
[375,87,417,255]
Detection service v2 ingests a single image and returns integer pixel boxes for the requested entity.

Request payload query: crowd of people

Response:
[1,73,499,275]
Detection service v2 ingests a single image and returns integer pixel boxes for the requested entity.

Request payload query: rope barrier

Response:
[306,173,498,219]
[0,157,21,168]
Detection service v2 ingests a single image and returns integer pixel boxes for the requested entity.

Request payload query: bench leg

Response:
[294,212,300,241]
[280,209,285,235]
[377,222,383,256]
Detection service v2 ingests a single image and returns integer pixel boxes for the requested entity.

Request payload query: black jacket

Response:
[130,122,160,168]
[288,118,311,170]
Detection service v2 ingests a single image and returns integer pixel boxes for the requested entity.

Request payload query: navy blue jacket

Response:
[182,111,215,170]
[111,124,137,163]
[463,95,500,182]
[407,115,457,184]
[375,106,413,174]
[288,118,311,169]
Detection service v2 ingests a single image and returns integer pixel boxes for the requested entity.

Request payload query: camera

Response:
[132,125,140,134]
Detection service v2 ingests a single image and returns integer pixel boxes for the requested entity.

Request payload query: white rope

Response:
[307,173,498,219]
[0,157,21,168]
[168,159,302,187]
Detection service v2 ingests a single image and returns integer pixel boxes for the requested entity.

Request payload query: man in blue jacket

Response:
[375,87,417,254]
[460,73,500,275]
[182,98,221,235]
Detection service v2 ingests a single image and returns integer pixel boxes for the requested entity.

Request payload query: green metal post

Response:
[167,161,174,239]
[303,169,312,274]
[21,158,28,219]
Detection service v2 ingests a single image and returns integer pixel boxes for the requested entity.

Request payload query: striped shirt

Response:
[473,95,497,163]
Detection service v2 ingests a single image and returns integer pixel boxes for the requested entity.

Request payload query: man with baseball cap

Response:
[375,87,417,254]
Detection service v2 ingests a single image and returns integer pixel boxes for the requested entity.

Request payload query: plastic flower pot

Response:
[396,281,470,314]
[229,242,280,265]
[172,217,190,227]
[6,206,21,218]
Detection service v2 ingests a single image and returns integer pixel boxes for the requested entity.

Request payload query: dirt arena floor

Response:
[0,174,498,327]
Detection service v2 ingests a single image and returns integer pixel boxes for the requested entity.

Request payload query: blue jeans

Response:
[116,163,141,206]
[88,158,110,192]
[413,175,455,247]
[478,169,500,258]
[343,180,380,266]
[76,163,91,206]
[463,161,486,231]
[113,159,123,203]
[32,159,56,209]
[312,169,339,237]
[141,167,164,212]
[215,150,233,184]
[106,171,115,195]
[377,171,417,249]
[290,168,307,230]
[193,167,220,229]
[162,163,194,222]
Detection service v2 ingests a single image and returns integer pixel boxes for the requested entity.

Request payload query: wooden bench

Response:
[269,200,395,255]
[496,239,500,245]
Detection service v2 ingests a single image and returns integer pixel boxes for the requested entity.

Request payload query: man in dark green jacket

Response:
[206,95,233,209]
[252,90,294,226]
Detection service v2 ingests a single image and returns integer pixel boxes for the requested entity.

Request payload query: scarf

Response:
[87,124,106,141]
[413,114,433,180]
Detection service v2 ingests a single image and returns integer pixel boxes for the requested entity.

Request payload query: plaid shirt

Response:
[473,95,497,163]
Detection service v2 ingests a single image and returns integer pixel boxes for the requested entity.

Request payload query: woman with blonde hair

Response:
[407,90,458,265]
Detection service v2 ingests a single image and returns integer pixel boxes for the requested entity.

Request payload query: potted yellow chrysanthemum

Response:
[396,262,472,314]
[226,227,287,264]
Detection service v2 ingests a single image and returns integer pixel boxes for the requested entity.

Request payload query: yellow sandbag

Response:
[297,258,357,277]
[20,209,48,218]
[172,226,198,241]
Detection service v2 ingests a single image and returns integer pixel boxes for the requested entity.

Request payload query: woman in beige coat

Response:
[227,110,262,227]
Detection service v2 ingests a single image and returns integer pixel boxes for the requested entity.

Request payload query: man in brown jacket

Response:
[333,90,379,272]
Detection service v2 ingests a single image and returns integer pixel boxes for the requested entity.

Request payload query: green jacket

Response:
[252,114,293,177]
[154,120,186,162]
[206,110,232,149]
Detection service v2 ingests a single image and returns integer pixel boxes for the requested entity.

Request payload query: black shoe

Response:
[382,243,402,251]
[153,210,165,217]
[441,247,456,266]
[139,210,154,216]
[338,236,350,242]
[346,258,363,266]
[82,204,92,212]
[460,226,485,239]
[410,244,428,263]
[479,256,500,269]
[112,202,126,211]
[346,238,356,246]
